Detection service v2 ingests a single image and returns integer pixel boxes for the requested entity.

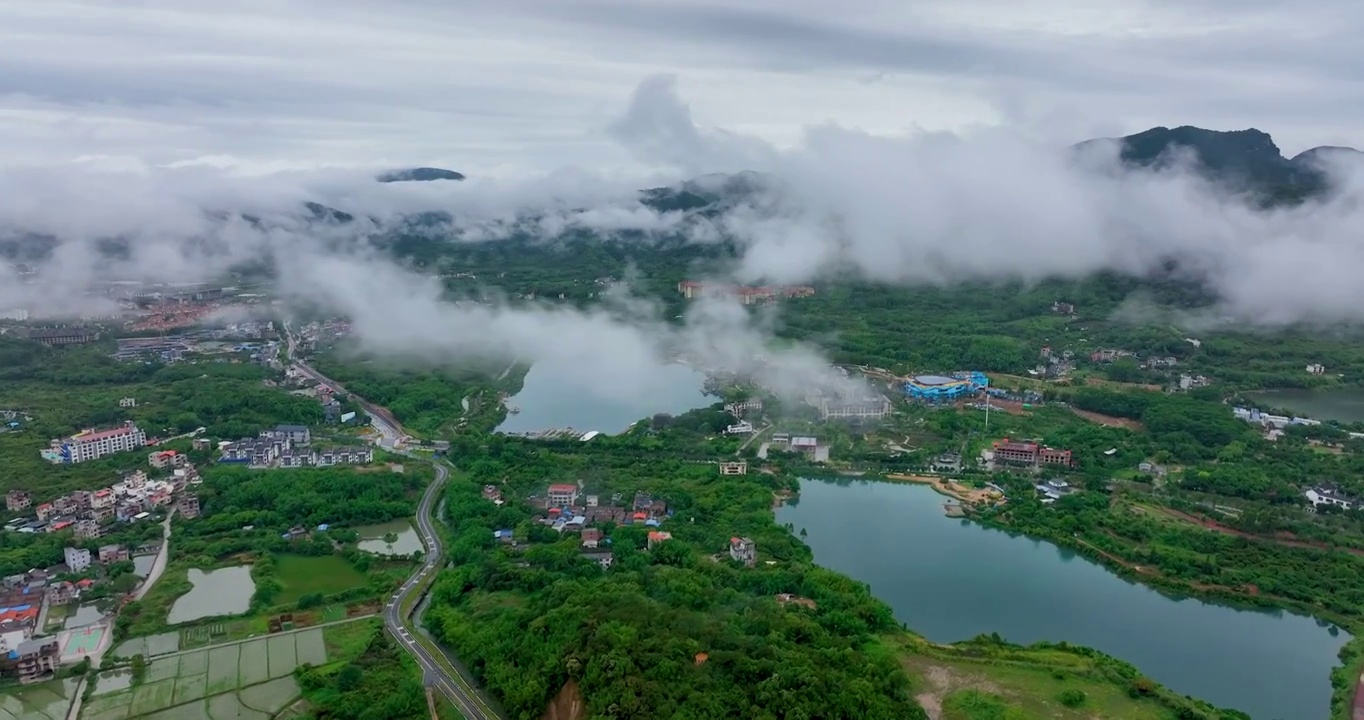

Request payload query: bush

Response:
[1058,688,1086,707]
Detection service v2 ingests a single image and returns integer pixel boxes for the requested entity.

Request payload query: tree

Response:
[1058,688,1087,708]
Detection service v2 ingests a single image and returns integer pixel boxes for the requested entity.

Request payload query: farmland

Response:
[274,554,368,605]
[80,622,358,720]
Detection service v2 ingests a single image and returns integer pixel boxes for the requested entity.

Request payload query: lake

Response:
[355,520,424,556]
[1245,387,1364,423]
[777,479,1350,720]
[166,565,255,625]
[497,362,710,435]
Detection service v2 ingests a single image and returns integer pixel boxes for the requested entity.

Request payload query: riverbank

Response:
[783,477,1348,720]
[884,473,1002,506]
[966,508,1364,720]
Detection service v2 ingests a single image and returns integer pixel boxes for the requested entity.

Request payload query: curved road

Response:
[289,350,496,719]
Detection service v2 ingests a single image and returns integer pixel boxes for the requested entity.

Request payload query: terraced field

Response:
[81,626,334,720]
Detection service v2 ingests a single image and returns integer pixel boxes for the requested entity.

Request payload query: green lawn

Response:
[900,652,1176,720]
[275,555,368,605]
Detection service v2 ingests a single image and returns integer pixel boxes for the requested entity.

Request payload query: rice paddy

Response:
[0,678,80,720]
[81,626,333,720]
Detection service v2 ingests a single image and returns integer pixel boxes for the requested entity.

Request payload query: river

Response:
[1245,388,1364,423]
[497,362,710,435]
[777,478,1349,720]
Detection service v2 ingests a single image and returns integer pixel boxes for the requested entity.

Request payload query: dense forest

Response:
[424,440,925,720]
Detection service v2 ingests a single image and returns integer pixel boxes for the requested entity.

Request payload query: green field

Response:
[80,625,342,720]
[274,554,368,605]
[0,679,80,720]
[898,646,1176,720]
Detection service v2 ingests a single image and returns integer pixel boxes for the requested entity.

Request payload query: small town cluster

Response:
[217,425,373,468]
[10,453,202,539]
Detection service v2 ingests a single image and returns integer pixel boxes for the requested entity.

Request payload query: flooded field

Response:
[166,565,255,625]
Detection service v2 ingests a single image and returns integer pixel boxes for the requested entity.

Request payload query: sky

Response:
[3,0,1362,175]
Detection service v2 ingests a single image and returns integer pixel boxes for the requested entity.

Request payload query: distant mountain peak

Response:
[1076,125,1360,205]
[376,167,466,183]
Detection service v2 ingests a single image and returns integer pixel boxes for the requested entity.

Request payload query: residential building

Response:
[724,421,755,435]
[481,485,503,504]
[719,461,748,476]
[46,422,147,464]
[191,438,211,451]
[647,531,672,550]
[729,537,756,567]
[0,621,31,654]
[1307,363,1327,375]
[811,392,893,421]
[178,495,200,519]
[991,438,1073,468]
[148,450,184,468]
[1306,486,1356,511]
[724,398,764,417]
[547,484,578,507]
[63,547,91,573]
[118,397,137,408]
[4,491,29,512]
[1051,301,1075,315]
[34,504,54,522]
[272,424,311,445]
[98,545,129,563]
[5,638,60,684]
[26,326,96,346]
[45,582,74,607]
[73,520,103,540]
[1137,461,1168,477]
[90,489,113,510]
[493,529,515,544]
[581,528,602,549]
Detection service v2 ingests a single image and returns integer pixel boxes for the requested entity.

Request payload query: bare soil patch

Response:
[1070,407,1145,430]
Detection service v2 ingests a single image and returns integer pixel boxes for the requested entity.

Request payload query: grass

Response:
[274,554,369,604]
[890,637,1179,720]
[323,617,381,660]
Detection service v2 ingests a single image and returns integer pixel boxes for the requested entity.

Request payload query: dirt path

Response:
[1070,407,1145,430]
[1152,506,1364,557]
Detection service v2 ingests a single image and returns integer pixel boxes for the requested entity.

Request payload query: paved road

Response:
[283,334,495,718]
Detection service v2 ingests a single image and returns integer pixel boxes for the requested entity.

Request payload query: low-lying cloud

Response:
[3,74,1364,402]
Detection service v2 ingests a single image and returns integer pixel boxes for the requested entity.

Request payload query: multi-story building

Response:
[178,495,200,520]
[1306,486,1355,511]
[74,520,103,540]
[719,461,748,476]
[547,484,579,507]
[148,450,184,469]
[4,491,29,512]
[90,489,114,510]
[63,547,91,573]
[4,638,60,684]
[729,537,756,567]
[991,439,1073,468]
[271,425,311,445]
[46,422,146,464]
[812,392,893,420]
[98,544,130,563]
[34,504,54,522]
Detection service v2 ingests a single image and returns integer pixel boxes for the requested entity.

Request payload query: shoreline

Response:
[882,473,1001,507]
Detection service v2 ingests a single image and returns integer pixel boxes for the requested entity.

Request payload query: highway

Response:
[284,325,497,718]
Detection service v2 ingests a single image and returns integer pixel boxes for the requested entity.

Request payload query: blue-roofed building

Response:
[904,372,989,402]
[494,529,514,543]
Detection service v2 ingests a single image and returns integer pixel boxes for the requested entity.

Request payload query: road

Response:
[282,326,496,718]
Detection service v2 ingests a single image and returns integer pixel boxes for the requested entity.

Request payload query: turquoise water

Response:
[497,362,710,435]
[777,478,1350,720]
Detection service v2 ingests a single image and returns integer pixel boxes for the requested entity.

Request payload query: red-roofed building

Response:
[992,438,1072,468]
[581,528,602,549]
[48,421,146,464]
[647,531,672,550]
[547,484,578,507]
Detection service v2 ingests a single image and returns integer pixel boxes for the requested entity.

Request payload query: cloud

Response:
[600,75,1364,326]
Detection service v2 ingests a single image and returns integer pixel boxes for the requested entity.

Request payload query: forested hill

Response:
[1073,125,1361,206]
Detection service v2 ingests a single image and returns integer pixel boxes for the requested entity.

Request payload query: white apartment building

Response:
[50,422,146,464]
[63,547,91,573]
